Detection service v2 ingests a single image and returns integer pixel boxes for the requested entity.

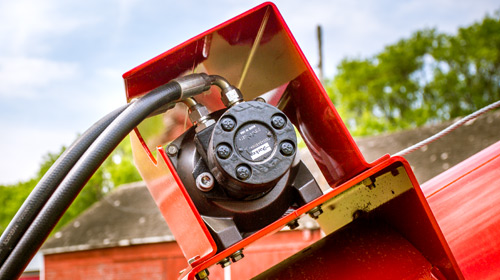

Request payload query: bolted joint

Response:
[308,206,323,219]
[173,73,212,99]
[217,257,231,268]
[230,250,244,262]
[195,269,209,280]
[287,219,300,230]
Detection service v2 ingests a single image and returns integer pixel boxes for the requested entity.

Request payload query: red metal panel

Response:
[255,219,436,280]
[130,131,217,266]
[124,3,463,279]
[422,141,500,279]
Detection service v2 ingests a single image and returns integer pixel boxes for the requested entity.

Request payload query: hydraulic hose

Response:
[0,74,212,279]
[0,73,227,279]
[0,103,130,266]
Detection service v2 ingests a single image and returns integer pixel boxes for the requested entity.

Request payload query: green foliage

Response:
[0,135,142,235]
[328,12,500,136]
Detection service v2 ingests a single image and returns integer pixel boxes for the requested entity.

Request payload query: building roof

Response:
[355,110,500,183]
[42,181,174,254]
[42,110,500,254]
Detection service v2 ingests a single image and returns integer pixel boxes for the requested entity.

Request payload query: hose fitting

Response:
[173,73,212,99]
[210,75,244,107]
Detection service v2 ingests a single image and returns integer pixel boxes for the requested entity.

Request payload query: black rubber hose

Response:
[0,103,130,266]
[0,81,182,279]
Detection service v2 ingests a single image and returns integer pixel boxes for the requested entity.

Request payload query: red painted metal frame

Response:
[124,2,463,279]
[422,141,500,279]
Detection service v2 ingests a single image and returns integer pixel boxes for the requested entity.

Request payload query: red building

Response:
[41,182,322,279]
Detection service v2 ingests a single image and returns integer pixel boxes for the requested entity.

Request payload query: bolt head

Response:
[216,144,232,159]
[167,145,178,156]
[236,165,251,180]
[220,117,236,131]
[280,142,295,156]
[196,172,214,192]
[271,115,286,129]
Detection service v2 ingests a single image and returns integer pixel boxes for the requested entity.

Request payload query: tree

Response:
[0,136,142,235]
[328,11,500,136]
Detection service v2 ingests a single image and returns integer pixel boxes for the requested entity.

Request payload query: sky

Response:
[0,0,498,184]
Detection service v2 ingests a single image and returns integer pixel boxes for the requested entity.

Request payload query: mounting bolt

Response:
[216,144,232,159]
[230,250,244,263]
[287,219,300,230]
[195,269,209,280]
[236,165,251,180]
[218,257,231,268]
[280,142,295,156]
[308,206,323,219]
[221,117,236,131]
[254,97,266,103]
[196,172,214,192]
[167,145,178,157]
[271,115,286,129]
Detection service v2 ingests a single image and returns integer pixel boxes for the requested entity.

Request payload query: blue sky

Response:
[0,0,498,184]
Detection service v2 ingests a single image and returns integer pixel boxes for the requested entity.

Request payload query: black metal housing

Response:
[167,103,322,251]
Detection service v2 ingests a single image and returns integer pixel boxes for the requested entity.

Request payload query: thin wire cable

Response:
[394,100,500,157]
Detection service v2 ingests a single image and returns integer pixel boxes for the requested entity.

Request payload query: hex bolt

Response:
[167,145,178,157]
[236,165,251,180]
[195,269,209,280]
[280,142,295,156]
[196,172,214,192]
[230,250,244,263]
[218,257,231,268]
[220,117,236,131]
[216,144,232,159]
[308,206,323,219]
[271,115,286,129]
[287,219,300,230]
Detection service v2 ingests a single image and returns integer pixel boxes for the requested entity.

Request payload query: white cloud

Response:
[0,0,99,57]
[0,56,79,98]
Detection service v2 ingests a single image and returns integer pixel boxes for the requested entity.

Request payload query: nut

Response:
[221,88,243,107]
[308,206,323,219]
[230,250,244,262]
[195,269,209,280]
[189,104,210,124]
[218,257,231,268]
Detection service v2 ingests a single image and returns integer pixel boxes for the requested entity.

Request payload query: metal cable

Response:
[394,99,500,157]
